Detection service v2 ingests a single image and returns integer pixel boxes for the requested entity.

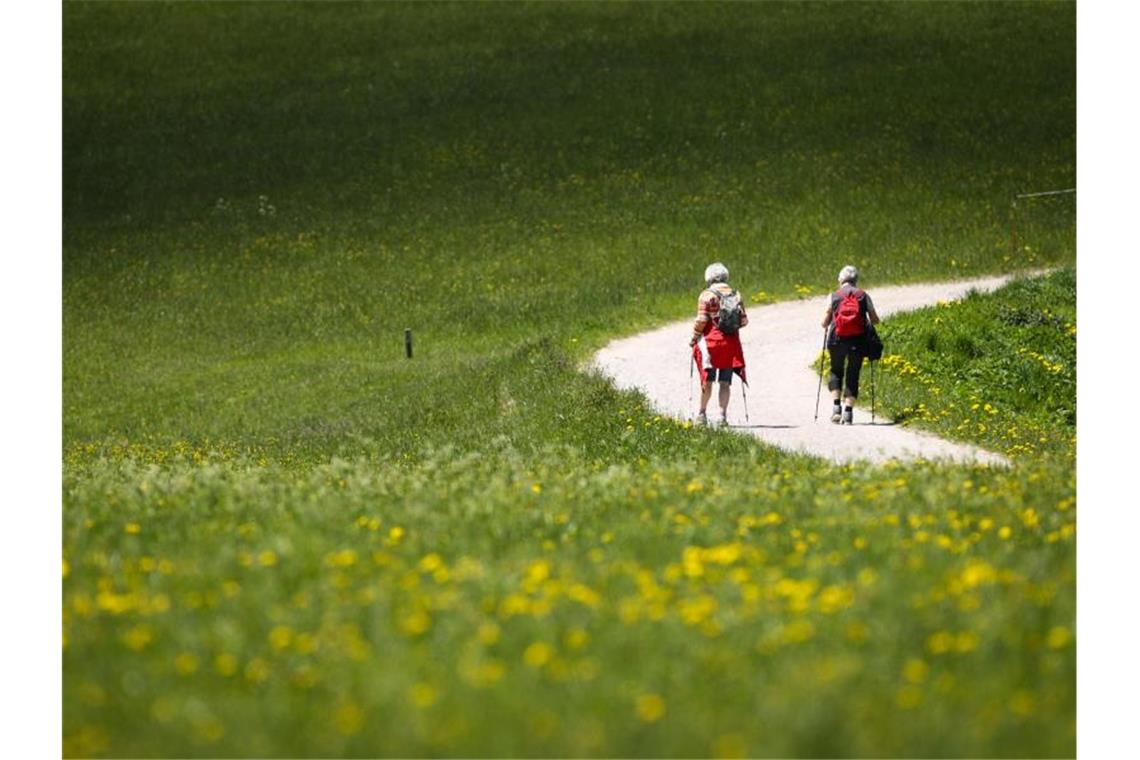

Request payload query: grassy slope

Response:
[876,268,1077,461]
[63,3,1075,757]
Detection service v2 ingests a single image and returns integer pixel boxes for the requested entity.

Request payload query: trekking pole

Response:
[871,359,876,424]
[688,354,694,418]
[814,329,827,420]
[741,379,750,423]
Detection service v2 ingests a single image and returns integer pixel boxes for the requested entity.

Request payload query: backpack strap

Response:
[709,285,736,300]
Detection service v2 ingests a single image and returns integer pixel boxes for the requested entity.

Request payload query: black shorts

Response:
[705,368,734,384]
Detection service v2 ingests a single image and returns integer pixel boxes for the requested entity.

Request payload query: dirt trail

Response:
[589,273,1035,465]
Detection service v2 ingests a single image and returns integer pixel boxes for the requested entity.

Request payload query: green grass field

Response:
[63,2,1075,756]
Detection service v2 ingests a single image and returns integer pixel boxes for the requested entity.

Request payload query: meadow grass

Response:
[63,2,1075,756]
[873,268,1076,461]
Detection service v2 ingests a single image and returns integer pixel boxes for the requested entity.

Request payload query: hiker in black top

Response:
[821,265,880,424]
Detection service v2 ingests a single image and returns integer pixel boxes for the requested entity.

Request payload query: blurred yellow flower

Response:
[477,621,501,645]
[1047,625,1072,649]
[564,627,589,650]
[636,693,666,723]
[955,631,979,653]
[903,658,929,684]
[523,641,553,668]
[269,625,294,651]
[1009,690,1036,716]
[409,682,438,709]
[214,653,238,677]
[121,624,153,651]
[174,652,199,675]
[896,685,923,709]
[244,657,270,684]
[326,549,357,568]
[400,609,432,636]
[334,700,364,735]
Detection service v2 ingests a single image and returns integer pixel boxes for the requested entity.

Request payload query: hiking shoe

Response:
[695,411,708,426]
[830,406,842,424]
[841,408,853,425]
[717,415,729,428]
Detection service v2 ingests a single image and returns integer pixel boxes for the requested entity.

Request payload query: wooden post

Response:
[405,328,412,359]
[1009,199,1018,259]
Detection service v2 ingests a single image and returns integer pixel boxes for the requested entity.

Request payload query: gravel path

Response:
[588,273,1038,466]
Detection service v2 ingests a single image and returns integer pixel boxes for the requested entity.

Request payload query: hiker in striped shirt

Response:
[689,262,749,426]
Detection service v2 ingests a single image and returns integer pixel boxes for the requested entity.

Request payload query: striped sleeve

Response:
[693,290,718,334]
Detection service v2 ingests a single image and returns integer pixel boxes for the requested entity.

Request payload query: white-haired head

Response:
[704,262,729,285]
[838,265,859,285]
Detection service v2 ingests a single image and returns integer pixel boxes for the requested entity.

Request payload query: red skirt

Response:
[693,328,747,385]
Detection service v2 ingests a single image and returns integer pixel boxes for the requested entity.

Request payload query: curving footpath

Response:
[588,273,1041,466]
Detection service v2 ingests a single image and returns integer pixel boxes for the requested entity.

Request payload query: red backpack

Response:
[833,289,865,338]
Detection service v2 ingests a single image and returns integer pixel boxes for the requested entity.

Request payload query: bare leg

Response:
[718,382,731,416]
[699,383,712,413]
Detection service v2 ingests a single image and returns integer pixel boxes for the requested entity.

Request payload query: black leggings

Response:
[828,341,865,399]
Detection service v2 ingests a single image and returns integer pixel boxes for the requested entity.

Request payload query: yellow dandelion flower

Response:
[399,609,431,636]
[121,624,153,651]
[258,550,277,567]
[244,657,270,684]
[334,700,364,735]
[419,553,444,574]
[564,628,589,650]
[1046,625,1072,649]
[635,693,666,723]
[294,632,317,654]
[174,652,199,676]
[291,664,319,689]
[568,583,601,608]
[781,619,815,644]
[523,641,553,668]
[845,621,869,643]
[214,653,238,677]
[1009,690,1036,716]
[326,549,357,568]
[903,658,929,684]
[477,621,501,646]
[896,685,923,709]
[269,625,294,651]
[927,631,954,655]
[955,630,979,652]
[124,523,141,535]
[408,682,437,709]
[461,659,506,688]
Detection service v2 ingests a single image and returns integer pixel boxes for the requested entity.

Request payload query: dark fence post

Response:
[405,328,413,359]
